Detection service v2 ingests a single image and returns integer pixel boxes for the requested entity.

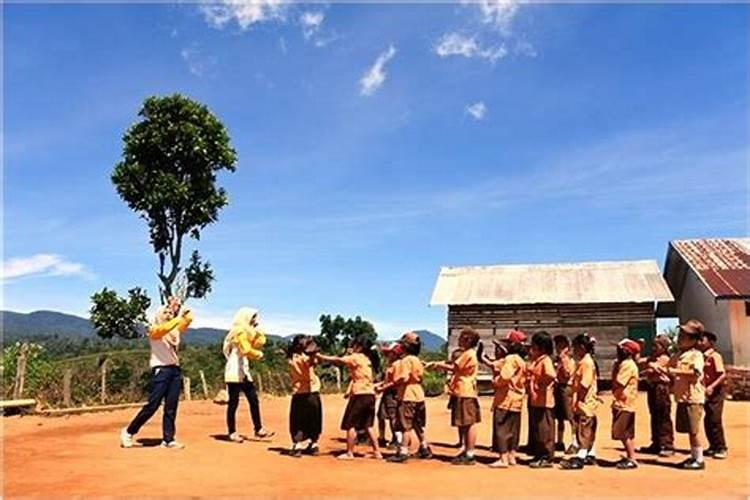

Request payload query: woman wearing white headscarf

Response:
[223,307,275,442]
[120,297,193,449]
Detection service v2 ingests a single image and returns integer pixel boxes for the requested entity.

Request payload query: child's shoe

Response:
[638,444,660,454]
[703,448,715,457]
[559,457,584,470]
[658,448,675,457]
[713,449,728,459]
[304,443,320,456]
[583,455,597,466]
[615,458,638,470]
[228,432,244,443]
[255,428,275,439]
[120,428,134,448]
[529,457,553,469]
[417,446,433,459]
[681,458,705,470]
[160,440,186,449]
[451,453,475,466]
[387,452,409,463]
[290,447,303,458]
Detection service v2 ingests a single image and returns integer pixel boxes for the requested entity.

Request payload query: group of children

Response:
[119,300,728,473]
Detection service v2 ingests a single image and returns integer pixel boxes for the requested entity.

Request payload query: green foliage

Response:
[185,250,214,299]
[1,342,60,403]
[111,94,237,302]
[318,314,378,354]
[422,369,446,397]
[89,287,151,339]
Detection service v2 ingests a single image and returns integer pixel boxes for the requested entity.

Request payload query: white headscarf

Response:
[222,307,259,358]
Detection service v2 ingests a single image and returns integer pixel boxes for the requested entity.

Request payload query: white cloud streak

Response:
[2,254,94,282]
[434,33,507,63]
[466,101,487,120]
[300,11,324,40]
[180,46,217,77]
[476,0,520,34]
[359,45,397,97]
[199,0,287,30]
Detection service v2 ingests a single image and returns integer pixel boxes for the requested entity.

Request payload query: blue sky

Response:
[4,2,748,338]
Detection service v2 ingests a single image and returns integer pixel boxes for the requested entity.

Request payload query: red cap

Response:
[618,339,641,356]
[505,329,527,344]
[382,342,403,356]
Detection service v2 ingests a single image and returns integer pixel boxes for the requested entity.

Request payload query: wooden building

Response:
[430,260,674,377]
[658,239,750,366]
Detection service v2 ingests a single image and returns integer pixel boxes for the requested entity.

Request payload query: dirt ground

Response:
[2,393,749,498]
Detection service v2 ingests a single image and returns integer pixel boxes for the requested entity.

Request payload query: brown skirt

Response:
[377,390,398,423]
[675,403,703,435]
[554,384,574,422]
[341,394,376,431]
[396,400,426,432]
[575,414,597,450]
[493,408,521,453]
[451,397,481,427]
[611,409,635,441]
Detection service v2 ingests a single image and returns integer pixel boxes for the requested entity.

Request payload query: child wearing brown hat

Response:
[699,330,728,459]
[638,334,675,457]
[611,339,641,469]
[663,320,707,470]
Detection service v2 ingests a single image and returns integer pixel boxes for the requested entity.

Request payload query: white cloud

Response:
[359,45,397,97]
[180,46,217,77]
[299,11,324,40]
[434,33,507,63]
[2,254,94,282]
[199,0,287,30]
[465,101,487,120]
[476,0,520,34]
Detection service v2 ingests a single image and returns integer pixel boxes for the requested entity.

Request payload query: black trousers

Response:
[646,383,674,449]
[227,379,263,434]
[127,365,182,443]
[705,387,727,451]
[529,407,555,459]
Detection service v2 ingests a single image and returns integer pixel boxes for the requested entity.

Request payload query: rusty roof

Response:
[430,260,673,306]
[666,238,750,299]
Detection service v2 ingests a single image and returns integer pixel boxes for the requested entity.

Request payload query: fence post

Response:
[255,373,263,394]
[334,366,341,393]
[183,377,192,401]
[63,368,73,407]
[13,344,29,399]
[199,370,209,400]
[100,359,108,404]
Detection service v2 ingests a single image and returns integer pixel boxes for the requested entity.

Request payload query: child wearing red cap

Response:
[489,330,527,468]
[611,338,640,469]
[699,330,727,459]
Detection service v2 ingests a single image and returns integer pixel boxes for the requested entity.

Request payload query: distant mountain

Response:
[413,330,445,352]
[0,310,282,346]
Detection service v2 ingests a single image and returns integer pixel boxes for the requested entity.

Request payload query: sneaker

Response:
[387,453,409,463]
[488,459,509,468]
[289,447,303,458]
[254,428,275,439]
[228,432,244,443]
[529,458,554,469]
[703,448,716,457]
[559,457,585,470]
[304,444,320,456]
[638,444,661,454]
[658,448,675,457]
[565,444,579,455]
[555,442,565,452]
[583,455,597,466]
[388,440,399,451]
[713,449,728,460]
[417,446,433,459]
[681,458,705,470]
[451,454,476,466]
[160,440,186,449]
[336,453,355,461]
[120,428,134,448]
[378,438,388,448]
[616,458,638,470]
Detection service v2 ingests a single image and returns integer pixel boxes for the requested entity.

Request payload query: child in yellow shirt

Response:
[611,338,640,469]
[287,335,322,457]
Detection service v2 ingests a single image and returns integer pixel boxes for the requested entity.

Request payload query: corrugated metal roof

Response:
[430,260,674,306]
[668,239,750,299]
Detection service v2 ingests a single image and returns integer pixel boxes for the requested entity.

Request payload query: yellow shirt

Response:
[669,349,705,404]
[289,353,321,394]
[612,358,639,412]
[556,353,576,386]
[392,355,425,402]
[528,355,556,408]
[492,354,526,411]
[572,354,598,417]
[643,353,671,384]
[342,353,375,395]
[450,349,479,398]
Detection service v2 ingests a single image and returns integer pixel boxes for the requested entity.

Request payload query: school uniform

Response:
[450,349,481,427]
[492,354,526,454]
[289,353,322,443]
[572,353,598,450]
[393,355,427,434]
[644,353,674,451]
[703,348,727,451]
[340,353,376,431]
[528,354,556,459]
[126,311,193,443]
[669,349,705,435]
[377,363,399,434]
[611,358,638,441]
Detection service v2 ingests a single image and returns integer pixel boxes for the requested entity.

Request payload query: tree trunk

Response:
[63,369,73,407]
[13,345,28,399]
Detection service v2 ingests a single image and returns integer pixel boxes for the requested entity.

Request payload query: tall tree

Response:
[91,94,237,339]
[317,314,378,354]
